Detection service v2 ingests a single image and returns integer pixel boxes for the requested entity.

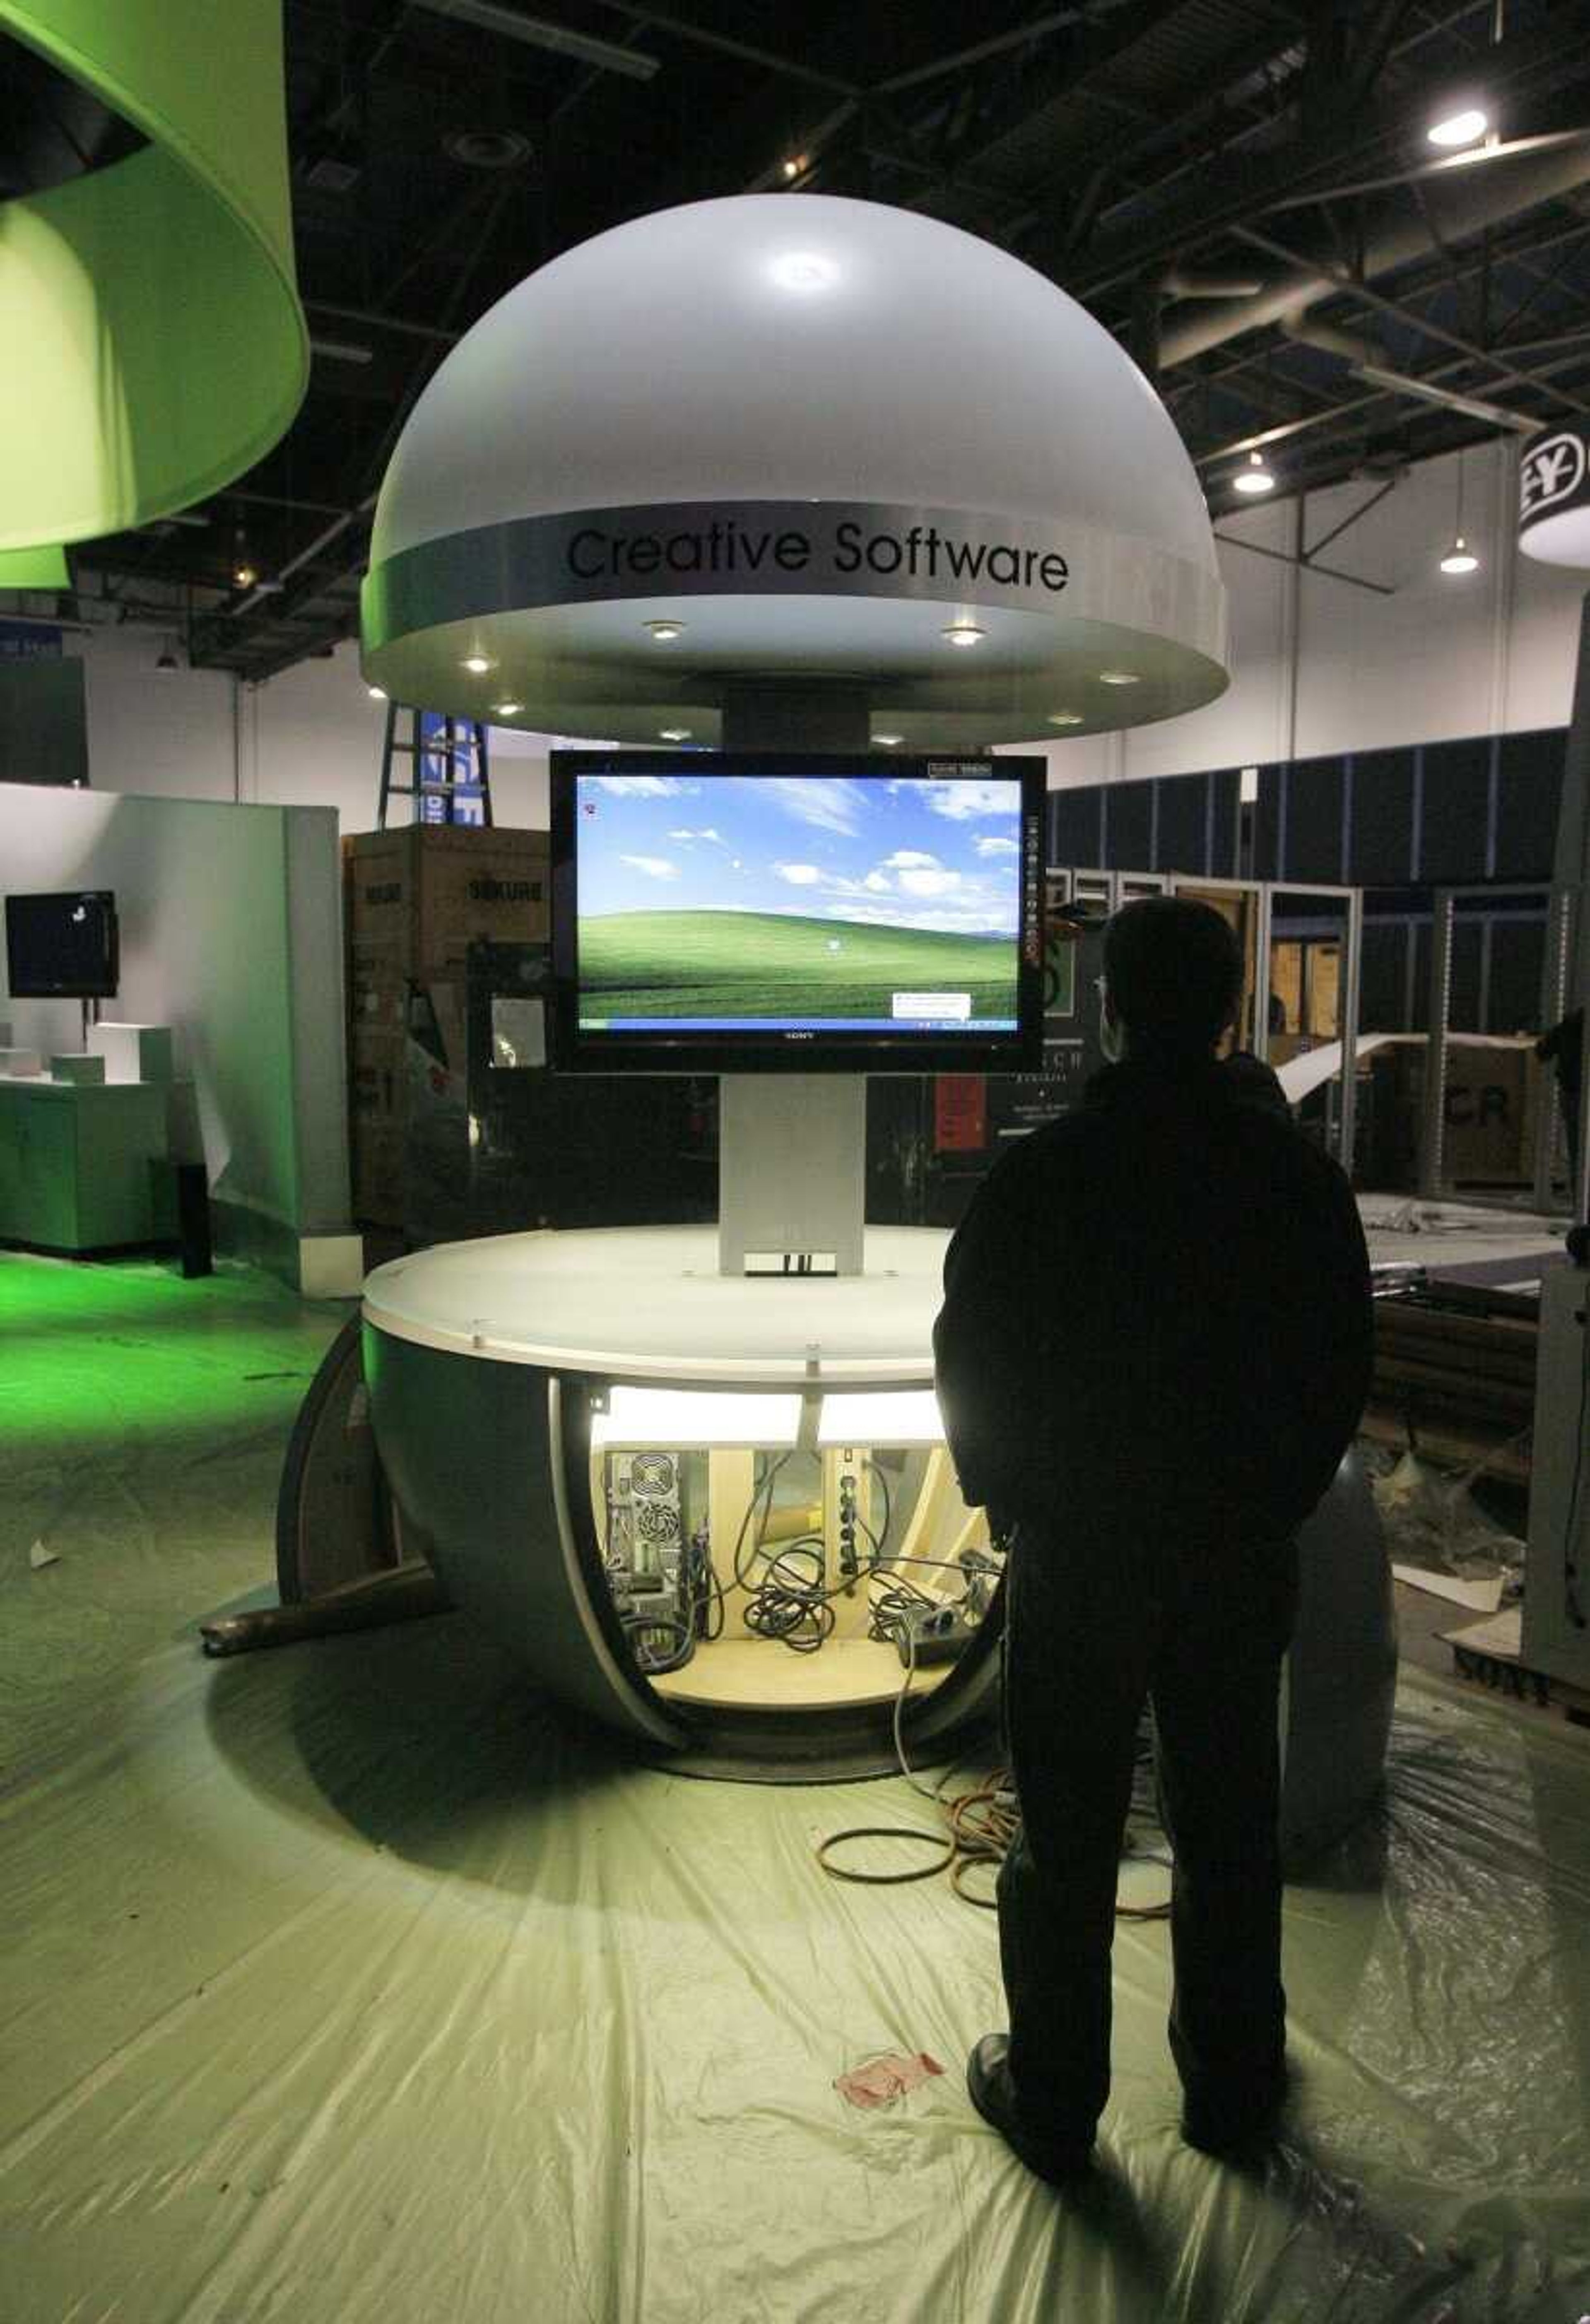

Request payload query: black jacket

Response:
[932,1054,1373,1543]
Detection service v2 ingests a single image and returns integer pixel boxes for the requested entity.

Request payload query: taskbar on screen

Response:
[579,1016,1019,1034]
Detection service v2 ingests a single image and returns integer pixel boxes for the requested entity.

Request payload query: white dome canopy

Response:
[362,194,1228,748]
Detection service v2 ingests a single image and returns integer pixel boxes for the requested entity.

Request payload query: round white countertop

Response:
[363,1223,952,1382]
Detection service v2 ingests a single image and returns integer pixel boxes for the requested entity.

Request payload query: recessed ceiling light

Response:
[1233,449,1276,495]
[367,684,387,700]
[659,725,693,742]
[1098,670,1140,686]
[643,619,686,641]
[874,731,903,746]
[493,699,523,715]
[233,562,258,590]
[461,653,495,674]
[1046,711,1084,727]
[1439,536,1479,576]
[782,155,807,181]
[942,622,986,647]
[1428,106,1488,149]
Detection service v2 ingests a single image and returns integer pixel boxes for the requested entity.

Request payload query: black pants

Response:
[996,1519,1299,2148]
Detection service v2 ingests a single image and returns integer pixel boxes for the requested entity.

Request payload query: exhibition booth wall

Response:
[0,781,349,1271]
[3,440,1584,824]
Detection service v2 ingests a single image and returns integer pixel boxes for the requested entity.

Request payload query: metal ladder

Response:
[377,702,494,828]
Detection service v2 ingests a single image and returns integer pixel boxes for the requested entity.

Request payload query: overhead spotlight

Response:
[643,618,686,641]
[1046,711,1084,727]
[1098,670,1140,686]
[1428,105,1489,149]
[1233,449,1276,495]
[873,731,903,746]
[941,622,986,647]
[1439,535,1479,576]
[493,699,523,715]
[232,561,258,590]
[782,155,807,181]
[461,652,496,674]
[659,725,693,741]
[367,683,388,700]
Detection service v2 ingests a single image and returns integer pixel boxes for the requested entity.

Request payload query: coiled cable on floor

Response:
[818,1622,1173,1916]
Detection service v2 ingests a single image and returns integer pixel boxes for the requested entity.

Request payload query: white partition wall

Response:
[0,782,350,1279]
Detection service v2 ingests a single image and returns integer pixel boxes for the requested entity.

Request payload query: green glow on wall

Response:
[0,0,307,557]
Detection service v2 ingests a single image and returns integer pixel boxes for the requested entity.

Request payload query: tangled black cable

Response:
[741,1540,836,1653]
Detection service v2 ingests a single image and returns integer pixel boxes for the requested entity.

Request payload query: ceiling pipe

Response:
[1159,134,1590,369]
[1160,265,1267,298]
[1277,312,1542,432]
[408,0,660,81]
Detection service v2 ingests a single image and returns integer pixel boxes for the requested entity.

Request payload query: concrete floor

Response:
[6,1244,1590,2322]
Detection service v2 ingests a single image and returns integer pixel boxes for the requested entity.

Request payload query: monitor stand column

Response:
[718,1074,865,1277]
[716,682,874,1280]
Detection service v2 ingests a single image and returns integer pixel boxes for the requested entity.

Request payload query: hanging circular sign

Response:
[1519,423,1590,568]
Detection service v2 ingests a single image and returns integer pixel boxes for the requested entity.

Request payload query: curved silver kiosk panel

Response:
[363,1224,1395,1844]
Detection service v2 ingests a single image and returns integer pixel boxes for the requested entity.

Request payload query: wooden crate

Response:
[343,824,549,983]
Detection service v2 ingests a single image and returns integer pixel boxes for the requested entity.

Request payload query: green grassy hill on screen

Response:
[579,909,1018,1020]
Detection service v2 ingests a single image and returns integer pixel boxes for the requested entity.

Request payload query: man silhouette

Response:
[935,896,1372,2181]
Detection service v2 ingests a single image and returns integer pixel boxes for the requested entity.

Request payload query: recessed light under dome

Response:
[1098,670,1140,686]
[1046,711,1084,727]
[942,622,986,647]
[493,699,524,715]
[1428,106,1489,149]
[643,619,686,641]
[658,725,693,741]
[367,684,387,699]
[873,731,903,746]
[461,653,496,674]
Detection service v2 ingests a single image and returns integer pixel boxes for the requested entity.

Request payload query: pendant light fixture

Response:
[1439,451,1480,576]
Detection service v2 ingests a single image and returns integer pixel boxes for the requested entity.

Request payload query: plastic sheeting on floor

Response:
[5,1254,1590,2323]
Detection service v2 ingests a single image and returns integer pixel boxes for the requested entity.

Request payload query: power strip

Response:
[893,1600,978,1668]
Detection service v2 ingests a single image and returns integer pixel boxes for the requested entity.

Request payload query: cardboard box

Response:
[350,1028,405,1124]
[352,1121,406,1228]
[343,825,549,982]
[1378,1035,1541,1188]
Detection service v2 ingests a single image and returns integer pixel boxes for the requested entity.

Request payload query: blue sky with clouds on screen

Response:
[575,773,1022,937]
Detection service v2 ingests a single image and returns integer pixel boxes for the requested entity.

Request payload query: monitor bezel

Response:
[3,890,120,1001]
[550,749,1046,1075]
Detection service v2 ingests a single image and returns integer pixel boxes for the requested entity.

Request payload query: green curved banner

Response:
[0,0,307,561]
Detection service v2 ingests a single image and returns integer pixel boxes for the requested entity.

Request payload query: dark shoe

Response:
[966,2035,1094,2185]
[1181,2078,1287,2160]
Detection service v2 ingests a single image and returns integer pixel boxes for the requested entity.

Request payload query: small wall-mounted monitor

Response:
[551,751,1045,1072]
[4,890,120,999]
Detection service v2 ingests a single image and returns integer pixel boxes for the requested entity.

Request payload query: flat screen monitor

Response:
[4,890,120,999]
[551,751,1045,1072]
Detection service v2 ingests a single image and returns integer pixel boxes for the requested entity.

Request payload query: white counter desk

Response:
[0,1076,170,1252]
